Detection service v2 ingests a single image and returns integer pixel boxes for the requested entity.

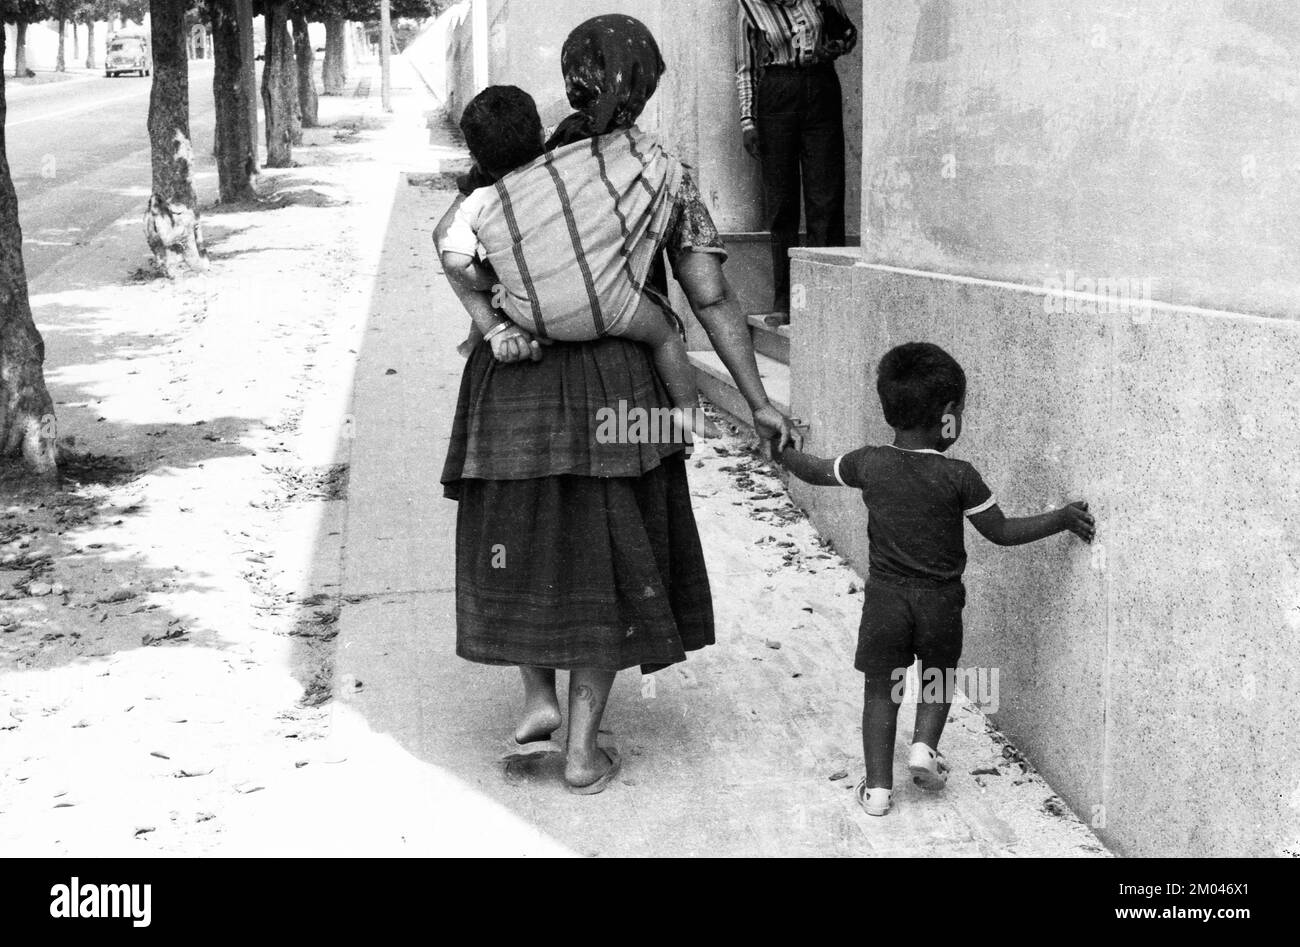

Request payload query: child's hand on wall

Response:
[1058,501,1095,543]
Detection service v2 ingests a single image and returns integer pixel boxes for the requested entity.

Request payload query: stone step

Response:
[689,350,790,430]
[747,313,791,364]
[720,231,861,318]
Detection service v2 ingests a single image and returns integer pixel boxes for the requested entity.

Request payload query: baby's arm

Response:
[968,502,1095,545]
[771,444,841,487]
[440,250,497,294]
[434,191,498,295]
[435,200,539,363]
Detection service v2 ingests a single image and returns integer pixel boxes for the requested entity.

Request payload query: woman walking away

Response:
[436,14,801,794]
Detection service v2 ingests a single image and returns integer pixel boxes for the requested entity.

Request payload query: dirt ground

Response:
[0,81,427,853]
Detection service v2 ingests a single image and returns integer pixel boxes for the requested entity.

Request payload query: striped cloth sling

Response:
[477,127,684,341]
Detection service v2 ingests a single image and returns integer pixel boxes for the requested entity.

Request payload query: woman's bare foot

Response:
[514,703,562,745]
[564,745,620,793]
[515,666,562,744]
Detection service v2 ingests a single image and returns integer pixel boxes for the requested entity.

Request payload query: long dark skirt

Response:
[444,338,715,673]
[454,455,715,673]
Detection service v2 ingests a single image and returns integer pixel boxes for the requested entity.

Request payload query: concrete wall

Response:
[786,0,1300,857]
[406,1,473,108]
[443,0,484,121]
[860,0,1300,317]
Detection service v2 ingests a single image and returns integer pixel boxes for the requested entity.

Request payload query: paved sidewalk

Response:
[317,63,1111,858]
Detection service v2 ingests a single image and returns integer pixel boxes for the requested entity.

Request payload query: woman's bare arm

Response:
[674,250,803,450]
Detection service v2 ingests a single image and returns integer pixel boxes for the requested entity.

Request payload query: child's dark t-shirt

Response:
[834,446,996,586]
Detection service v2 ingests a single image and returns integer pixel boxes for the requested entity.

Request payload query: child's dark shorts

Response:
[855,573,965,675]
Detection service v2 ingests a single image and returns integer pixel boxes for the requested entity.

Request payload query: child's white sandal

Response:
[908,742,950,791]
[855,779,892,817]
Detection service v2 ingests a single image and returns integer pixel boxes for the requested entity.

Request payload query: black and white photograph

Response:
[0,0,1290,906]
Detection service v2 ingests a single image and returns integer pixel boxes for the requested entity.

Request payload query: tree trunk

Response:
[56,19,66,73]
[291,14,318,128]
[85,21,97,70]
[322,17,346,95]
[261,3,298,167]
[0,29,58,472]
[15,23,28,78]
[208,0,255,203]
[236,0,257,171]
[380,0,392,111]
[72,22,80,63]
[147,0,196,208]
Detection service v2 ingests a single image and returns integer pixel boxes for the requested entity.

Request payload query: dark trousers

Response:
[757,62,847,310]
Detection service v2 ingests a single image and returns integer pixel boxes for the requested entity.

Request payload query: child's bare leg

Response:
[516,667,562,744]
[458,323,484,358]
[863,672,902,790]
[621,307,722,439]
[912,661,952,750]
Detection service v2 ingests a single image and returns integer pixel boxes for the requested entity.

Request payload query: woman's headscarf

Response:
[546,15,666,150]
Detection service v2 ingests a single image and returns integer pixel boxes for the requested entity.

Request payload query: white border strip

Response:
[806,258,1296,327]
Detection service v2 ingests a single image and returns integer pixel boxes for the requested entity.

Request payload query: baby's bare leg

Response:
[621,301,721,439]
[457,323,484,358]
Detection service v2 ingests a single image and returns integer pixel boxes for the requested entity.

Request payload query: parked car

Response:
[106,34,152,78]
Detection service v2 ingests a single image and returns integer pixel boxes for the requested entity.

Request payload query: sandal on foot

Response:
[908,743,950,791]
[566,747,622,796]
[855,779,892,817]
[499,738,564,764]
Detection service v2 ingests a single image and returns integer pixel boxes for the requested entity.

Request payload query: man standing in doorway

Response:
[738,0,856,324]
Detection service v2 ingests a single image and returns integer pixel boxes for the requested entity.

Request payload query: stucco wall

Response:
[859,0,1300,318]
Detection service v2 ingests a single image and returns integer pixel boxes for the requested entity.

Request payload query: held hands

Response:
[753,403,803,453]
[489,324,543,364]
[742,126,761,160]
[1058,501,1096,543]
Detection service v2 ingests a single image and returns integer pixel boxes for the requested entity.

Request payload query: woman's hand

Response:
[742,125,760,160]
[752,403,803,453]
[490,324,543,364]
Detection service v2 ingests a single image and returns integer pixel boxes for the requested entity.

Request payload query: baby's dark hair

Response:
[459,85,544,181]
[876,342,967,430]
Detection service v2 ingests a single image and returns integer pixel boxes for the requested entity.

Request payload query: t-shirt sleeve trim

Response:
[964,495,997,517]
[833,454,850,487]
[438,194,483,258]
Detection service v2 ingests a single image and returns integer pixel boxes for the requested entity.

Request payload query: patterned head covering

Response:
[547,15,666,149]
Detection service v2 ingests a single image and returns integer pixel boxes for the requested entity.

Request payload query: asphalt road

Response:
[5,63,217,282]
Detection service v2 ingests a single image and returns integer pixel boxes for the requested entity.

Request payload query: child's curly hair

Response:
[877,342,967,430]
[458,85,545,191]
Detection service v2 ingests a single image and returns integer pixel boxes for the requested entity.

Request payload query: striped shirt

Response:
[736,0,851,129]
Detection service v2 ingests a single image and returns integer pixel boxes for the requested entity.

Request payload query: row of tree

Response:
[4,2,152,75]
[0,0,441,471]
[200,1,437,201]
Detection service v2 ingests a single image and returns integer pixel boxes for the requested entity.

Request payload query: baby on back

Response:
[437,85,719,440]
